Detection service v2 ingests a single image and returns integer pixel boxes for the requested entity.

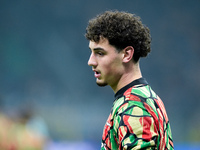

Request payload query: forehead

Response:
[89,38,113,50]
[89,38,117,53]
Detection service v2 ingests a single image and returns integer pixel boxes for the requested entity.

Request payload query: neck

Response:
[111,62,142,93]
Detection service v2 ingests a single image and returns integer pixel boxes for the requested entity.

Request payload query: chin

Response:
[96,82,108,87]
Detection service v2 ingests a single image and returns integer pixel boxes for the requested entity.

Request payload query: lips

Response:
[93,70,101,78]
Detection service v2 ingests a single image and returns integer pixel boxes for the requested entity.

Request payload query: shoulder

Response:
[113,84,158,116]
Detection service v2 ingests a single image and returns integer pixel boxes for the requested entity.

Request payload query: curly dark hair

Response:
[85,10,151,62]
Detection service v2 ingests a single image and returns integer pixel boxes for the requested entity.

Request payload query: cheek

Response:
[104,59,123,75]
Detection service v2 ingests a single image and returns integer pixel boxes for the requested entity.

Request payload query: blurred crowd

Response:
[0,106,49,150]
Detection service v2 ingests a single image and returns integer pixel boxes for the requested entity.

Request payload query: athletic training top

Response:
[101,78,173,150]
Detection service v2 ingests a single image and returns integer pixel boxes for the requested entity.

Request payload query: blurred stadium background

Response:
[0,0,200,149]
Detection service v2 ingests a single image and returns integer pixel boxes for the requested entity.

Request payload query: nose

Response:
[88,53,97,67]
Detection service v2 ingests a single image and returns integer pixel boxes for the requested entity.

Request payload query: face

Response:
[88,38,124,89]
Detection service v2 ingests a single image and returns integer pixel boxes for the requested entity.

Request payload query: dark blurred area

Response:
[0,0,200,149]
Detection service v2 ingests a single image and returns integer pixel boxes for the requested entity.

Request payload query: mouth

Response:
[93,70,101,78]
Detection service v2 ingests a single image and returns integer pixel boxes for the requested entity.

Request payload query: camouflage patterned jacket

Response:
[101,78,173,150]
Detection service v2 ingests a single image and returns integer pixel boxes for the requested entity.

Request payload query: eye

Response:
[95,50,105,56]
[97,52,104,56]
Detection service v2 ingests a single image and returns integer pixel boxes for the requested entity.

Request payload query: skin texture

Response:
[88,37,142,93]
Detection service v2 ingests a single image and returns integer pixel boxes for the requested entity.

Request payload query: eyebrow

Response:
[95,47,106,51]
[90,47,106,52]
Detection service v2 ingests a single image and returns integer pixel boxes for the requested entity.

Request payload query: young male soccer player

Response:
[85,10,173,150]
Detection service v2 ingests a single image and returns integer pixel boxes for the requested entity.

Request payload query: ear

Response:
[122,46,134,63]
